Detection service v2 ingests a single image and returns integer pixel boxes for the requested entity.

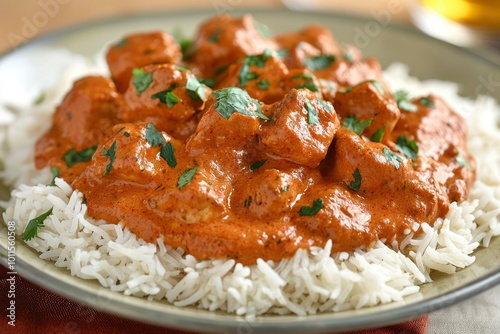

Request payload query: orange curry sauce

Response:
[34,15,475,265]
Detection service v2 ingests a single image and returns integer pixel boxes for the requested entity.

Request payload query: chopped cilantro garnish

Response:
[342,115,372,136]
[305,101,319,125]
[382,147,404,170]
[186,76,207,102]
[22,208,53,241]
[456,154,473,171]
[151,84,179,107]
[349,169,362,192]
[295,81,320,92]
[239,51,272,87]
[132,68,153,95]
[282,185,289,192]
[255,21,271,38]
[208,27,221,43]
[63,146,97,168]
[49,167,59,186]
[179,39,194,59]
[304,55,335,71]
[292,73,319,92]
[370,127,385,142]
[114,38,127,49]
[419,97,435,108]
[277,49,289,59]
[198,78,216,88]
[124,131,130,137]
[316,98,333,112]
[34,93,46,105]
[102,140,117,176]
[369,80,385,95]
[250,159,267,171]
[396,136,419,160]
[160,142,177,168]
[213,87,269,120]
[393,90,417,112]
[144,123,165,147]
[343,52,353,62]
[256,79,270,90]
[299,198,324,216]
[178,165,198,189]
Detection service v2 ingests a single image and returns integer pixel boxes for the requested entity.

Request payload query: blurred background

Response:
[2,0,499,57]
[3,0,500,54]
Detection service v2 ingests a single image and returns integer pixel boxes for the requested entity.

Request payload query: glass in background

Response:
[410,0,500,51]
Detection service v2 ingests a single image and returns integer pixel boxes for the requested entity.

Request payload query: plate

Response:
[1,8,500,334]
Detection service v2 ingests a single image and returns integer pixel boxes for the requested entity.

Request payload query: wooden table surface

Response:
[1,0,412,54]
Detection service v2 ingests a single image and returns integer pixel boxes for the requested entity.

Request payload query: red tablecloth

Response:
[0,264,428,334]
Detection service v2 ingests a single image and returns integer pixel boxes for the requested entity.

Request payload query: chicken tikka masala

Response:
[34,15,475,265]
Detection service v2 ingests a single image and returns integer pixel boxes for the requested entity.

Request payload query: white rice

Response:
[1,50,499,316]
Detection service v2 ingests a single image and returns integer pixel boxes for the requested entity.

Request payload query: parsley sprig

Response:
[342,115,373,136]
[63,146,97,168]
[299,199,324,216]
[132,68,153,95]
[213,87,269,121]
[393,90,417,112]
[304,55,335,71]
[396,136,419,160]
[22,208,53,241]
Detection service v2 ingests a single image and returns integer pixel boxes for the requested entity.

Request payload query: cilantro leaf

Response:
[178,165,198,189]
[113,38,127,49]
[22,207,53,241]
[34,93,45,105]
[292,73,319,92]
[349,169,362,192]
[198,78,216,88]
[132,68,153,95]
[238,51,272,87]
[151,84,179,107]
[63,146,97,168]
[304,55,335,70]
[396,136,419,160]
[393,90,417,112]
[299,198,324,216]
[144,123,165,147]
[256,79,270,90]
[186,76,207,102]
[343,52,354,62]
[102,140,117,176]
[160,142,177,168]
[316,98,333,112]
[383,147,404,170]
[305,100,319,125]
[250,159,267,171]
[342,115,373,136]
[209,27,221,43]
[371,127,385,142]
[456,154,473,171]
[419,97,435,108]
[213,87,268,120]
[49,167,59,186]
[369,80,385,95]
[255,21,271,38]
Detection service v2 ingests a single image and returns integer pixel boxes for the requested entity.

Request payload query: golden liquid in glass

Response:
[421,0,500,30]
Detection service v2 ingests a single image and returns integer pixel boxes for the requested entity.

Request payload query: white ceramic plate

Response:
[0,9,499,334]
